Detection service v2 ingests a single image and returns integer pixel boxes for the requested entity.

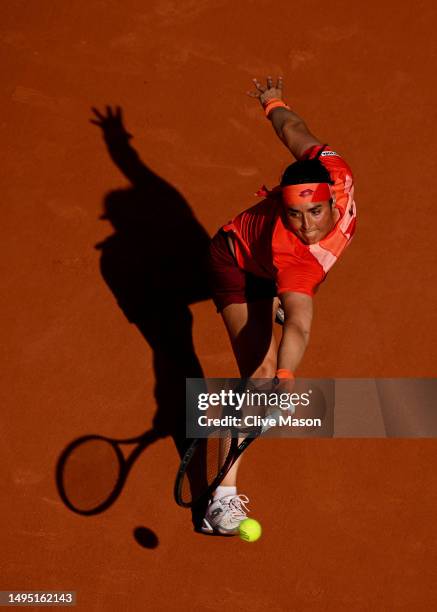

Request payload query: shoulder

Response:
[303,144,354,184]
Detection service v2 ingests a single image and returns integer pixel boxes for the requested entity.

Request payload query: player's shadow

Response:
[56,107,212,534]
[94,107,213,525]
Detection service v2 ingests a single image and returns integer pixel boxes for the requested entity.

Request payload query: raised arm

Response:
[247,76,322,160]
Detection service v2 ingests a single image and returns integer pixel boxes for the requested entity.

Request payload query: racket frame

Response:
[174,423,262,508]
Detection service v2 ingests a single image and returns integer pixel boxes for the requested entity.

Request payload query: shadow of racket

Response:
[56,429,161,515]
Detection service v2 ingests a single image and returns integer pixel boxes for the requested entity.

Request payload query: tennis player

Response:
[201,76,357,535]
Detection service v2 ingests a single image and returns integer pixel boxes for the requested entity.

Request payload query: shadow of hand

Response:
[90,105,133,143]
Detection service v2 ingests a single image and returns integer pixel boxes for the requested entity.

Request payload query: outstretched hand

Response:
[90,105,133,141]
[246,76,284,106]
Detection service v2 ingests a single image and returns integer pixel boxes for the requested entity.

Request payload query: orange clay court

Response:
[2,1,437,610]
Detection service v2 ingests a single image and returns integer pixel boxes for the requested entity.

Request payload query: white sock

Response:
[213,485,237,500]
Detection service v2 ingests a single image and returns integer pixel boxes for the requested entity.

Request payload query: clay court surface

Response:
[2,1,437,609]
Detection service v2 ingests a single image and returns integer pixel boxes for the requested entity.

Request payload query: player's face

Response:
[283,200,336,244]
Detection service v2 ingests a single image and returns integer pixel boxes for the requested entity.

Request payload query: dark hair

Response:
[280,145,334,187]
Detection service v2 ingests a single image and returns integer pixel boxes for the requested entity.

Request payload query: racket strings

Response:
[60,438,123,513]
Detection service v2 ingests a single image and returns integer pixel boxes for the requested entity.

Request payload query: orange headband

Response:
[282,182,331,205]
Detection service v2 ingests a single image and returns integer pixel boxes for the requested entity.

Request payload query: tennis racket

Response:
[174,378,283,508]
[56,429,160,515]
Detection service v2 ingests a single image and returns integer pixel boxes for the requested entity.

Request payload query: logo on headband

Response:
[299,189,315,197]
[282,182,331,204]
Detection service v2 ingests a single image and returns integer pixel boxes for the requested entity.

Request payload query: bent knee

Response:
[251,361,276,379]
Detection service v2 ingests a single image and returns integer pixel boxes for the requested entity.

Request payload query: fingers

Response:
[252,77,266,93]
[90,106,105,121]
[90,105,123,126]
[246,76,284,99]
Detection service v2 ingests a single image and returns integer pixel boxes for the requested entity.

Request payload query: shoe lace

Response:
[225,495,250,520]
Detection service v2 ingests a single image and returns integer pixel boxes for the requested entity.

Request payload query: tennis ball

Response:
[238,518,262,542]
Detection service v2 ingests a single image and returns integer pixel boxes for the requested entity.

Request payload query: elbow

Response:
[301,328,311,348]
[281,118,305,138]
[284,318,311,348]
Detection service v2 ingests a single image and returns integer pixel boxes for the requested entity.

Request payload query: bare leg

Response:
[219,297,279,487]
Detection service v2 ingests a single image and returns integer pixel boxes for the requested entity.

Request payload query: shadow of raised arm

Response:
[90,105,160,186]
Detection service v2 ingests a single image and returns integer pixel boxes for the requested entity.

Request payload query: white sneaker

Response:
[201,494,250,535]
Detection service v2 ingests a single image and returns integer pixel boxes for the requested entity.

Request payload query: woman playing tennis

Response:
[201,76,357,535]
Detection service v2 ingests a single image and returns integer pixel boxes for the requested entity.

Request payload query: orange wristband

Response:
[263,98,291,118]
[262,97,283,109]
[275,369,295,380]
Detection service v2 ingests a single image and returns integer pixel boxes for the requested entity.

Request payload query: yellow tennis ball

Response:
[238,518,262,542]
